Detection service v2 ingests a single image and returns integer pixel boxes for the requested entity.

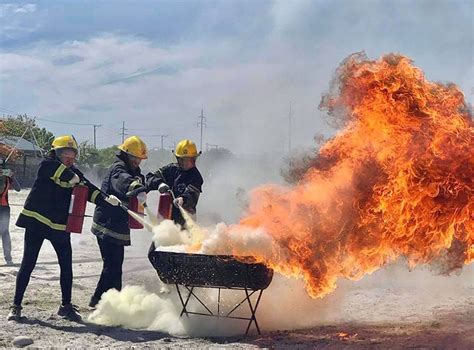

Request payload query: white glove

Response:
[173,197,184,208]
[158,183,170,194]
[69,174,80,185]
[105,195,121,206]
[137,192,147,205]
[0,169,11,177]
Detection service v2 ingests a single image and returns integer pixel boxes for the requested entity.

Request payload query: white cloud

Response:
[13,3,37,13]
[0,33,330,151]
[0,3,39,40]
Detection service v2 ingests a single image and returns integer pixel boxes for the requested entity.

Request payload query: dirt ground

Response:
[0,191,473,349]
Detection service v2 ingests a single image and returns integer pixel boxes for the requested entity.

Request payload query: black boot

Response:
[57,304,82,322]
[7,304,22,322]
[89,296,100,309]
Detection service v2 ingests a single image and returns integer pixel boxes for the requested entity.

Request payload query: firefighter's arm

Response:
[69,167,106,205]
[145,168,167,191]
[110,167,145,200]
[85,181,107,206]
[40,159,76,188]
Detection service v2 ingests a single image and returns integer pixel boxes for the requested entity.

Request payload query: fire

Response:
[235,52,473,298]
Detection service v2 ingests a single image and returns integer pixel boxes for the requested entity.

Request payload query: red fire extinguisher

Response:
[158,192,173,220]
[128,196,144,229]
[66,184,89,233]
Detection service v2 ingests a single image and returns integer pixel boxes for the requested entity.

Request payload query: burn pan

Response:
[149,250,274,290]
[149,250,274,335]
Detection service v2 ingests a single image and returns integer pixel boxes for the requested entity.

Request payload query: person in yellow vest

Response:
[0,158,21,266]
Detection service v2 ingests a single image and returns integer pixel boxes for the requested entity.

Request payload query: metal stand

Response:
[175,284,264,335]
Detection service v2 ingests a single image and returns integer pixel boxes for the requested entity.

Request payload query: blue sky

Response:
[0,0,472,152]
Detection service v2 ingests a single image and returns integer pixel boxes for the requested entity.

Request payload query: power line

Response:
[35,117,97,126]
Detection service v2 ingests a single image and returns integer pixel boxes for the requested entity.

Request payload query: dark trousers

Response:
[0,206,12,263]
[92,237,124,302]
[14,228,72,306]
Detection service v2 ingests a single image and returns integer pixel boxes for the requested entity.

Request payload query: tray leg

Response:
[176,284,193,317]
[244,289,263,336]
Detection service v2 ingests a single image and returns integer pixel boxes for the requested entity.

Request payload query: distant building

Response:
[0,136,43,187]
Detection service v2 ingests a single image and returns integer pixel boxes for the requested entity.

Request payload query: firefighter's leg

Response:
[111,243,124,291]
[92,238,124,301]
[49,232,73,305]
[14,229,44,305]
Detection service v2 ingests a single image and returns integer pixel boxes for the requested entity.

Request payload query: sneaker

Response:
[5,260,14,266]
[7,304,22,322]
[57,304,82,322]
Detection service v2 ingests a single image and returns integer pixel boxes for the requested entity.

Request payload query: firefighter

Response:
[0,159,21,265]
[89,136,148,308]
[145,139,203,291]
[7,135,121,322]
[146,139,204,263]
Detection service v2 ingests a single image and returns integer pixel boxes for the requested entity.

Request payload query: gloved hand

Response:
[173,197,184,208]
[0,169,11,177]
[69,174,80,185]
[158,183,170,194]
[137,192,147,205]
[126,185,147,198]
[105,195,121,206]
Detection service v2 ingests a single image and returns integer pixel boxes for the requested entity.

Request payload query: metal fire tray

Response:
[149,250,274,335]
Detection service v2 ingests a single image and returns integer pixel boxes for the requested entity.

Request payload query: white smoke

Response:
[152,219,190,251]
[88,285,184,334]
[151,216,290,265]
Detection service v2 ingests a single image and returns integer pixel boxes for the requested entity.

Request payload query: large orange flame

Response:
[237,53,473,298]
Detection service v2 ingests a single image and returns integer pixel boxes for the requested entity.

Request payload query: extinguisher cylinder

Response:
[158,192,173,220]
[66,184,89,233]
[129,196,144,229]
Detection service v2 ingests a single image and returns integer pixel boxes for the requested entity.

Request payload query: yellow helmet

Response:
[51,135,78,151]
[118,136,148,159]
[174,139,200,158]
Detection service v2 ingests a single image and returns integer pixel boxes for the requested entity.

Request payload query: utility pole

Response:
[93,124,102,149]
[121,121,127,143]
[288,102,293,153]
[197,109,207,151]
[159,134,168,149]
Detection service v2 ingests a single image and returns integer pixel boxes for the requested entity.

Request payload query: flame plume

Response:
[237,52,473,298]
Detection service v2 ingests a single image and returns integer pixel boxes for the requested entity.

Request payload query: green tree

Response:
[77,141,117,167]
[0,114,55,151]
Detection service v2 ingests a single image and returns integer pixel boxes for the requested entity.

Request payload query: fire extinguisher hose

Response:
[81,179,146,217]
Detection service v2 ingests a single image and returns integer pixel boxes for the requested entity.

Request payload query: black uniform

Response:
[146,163,204,263]
[14,156,105,307]
[146,163,203,226]
[90,152,145,306]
